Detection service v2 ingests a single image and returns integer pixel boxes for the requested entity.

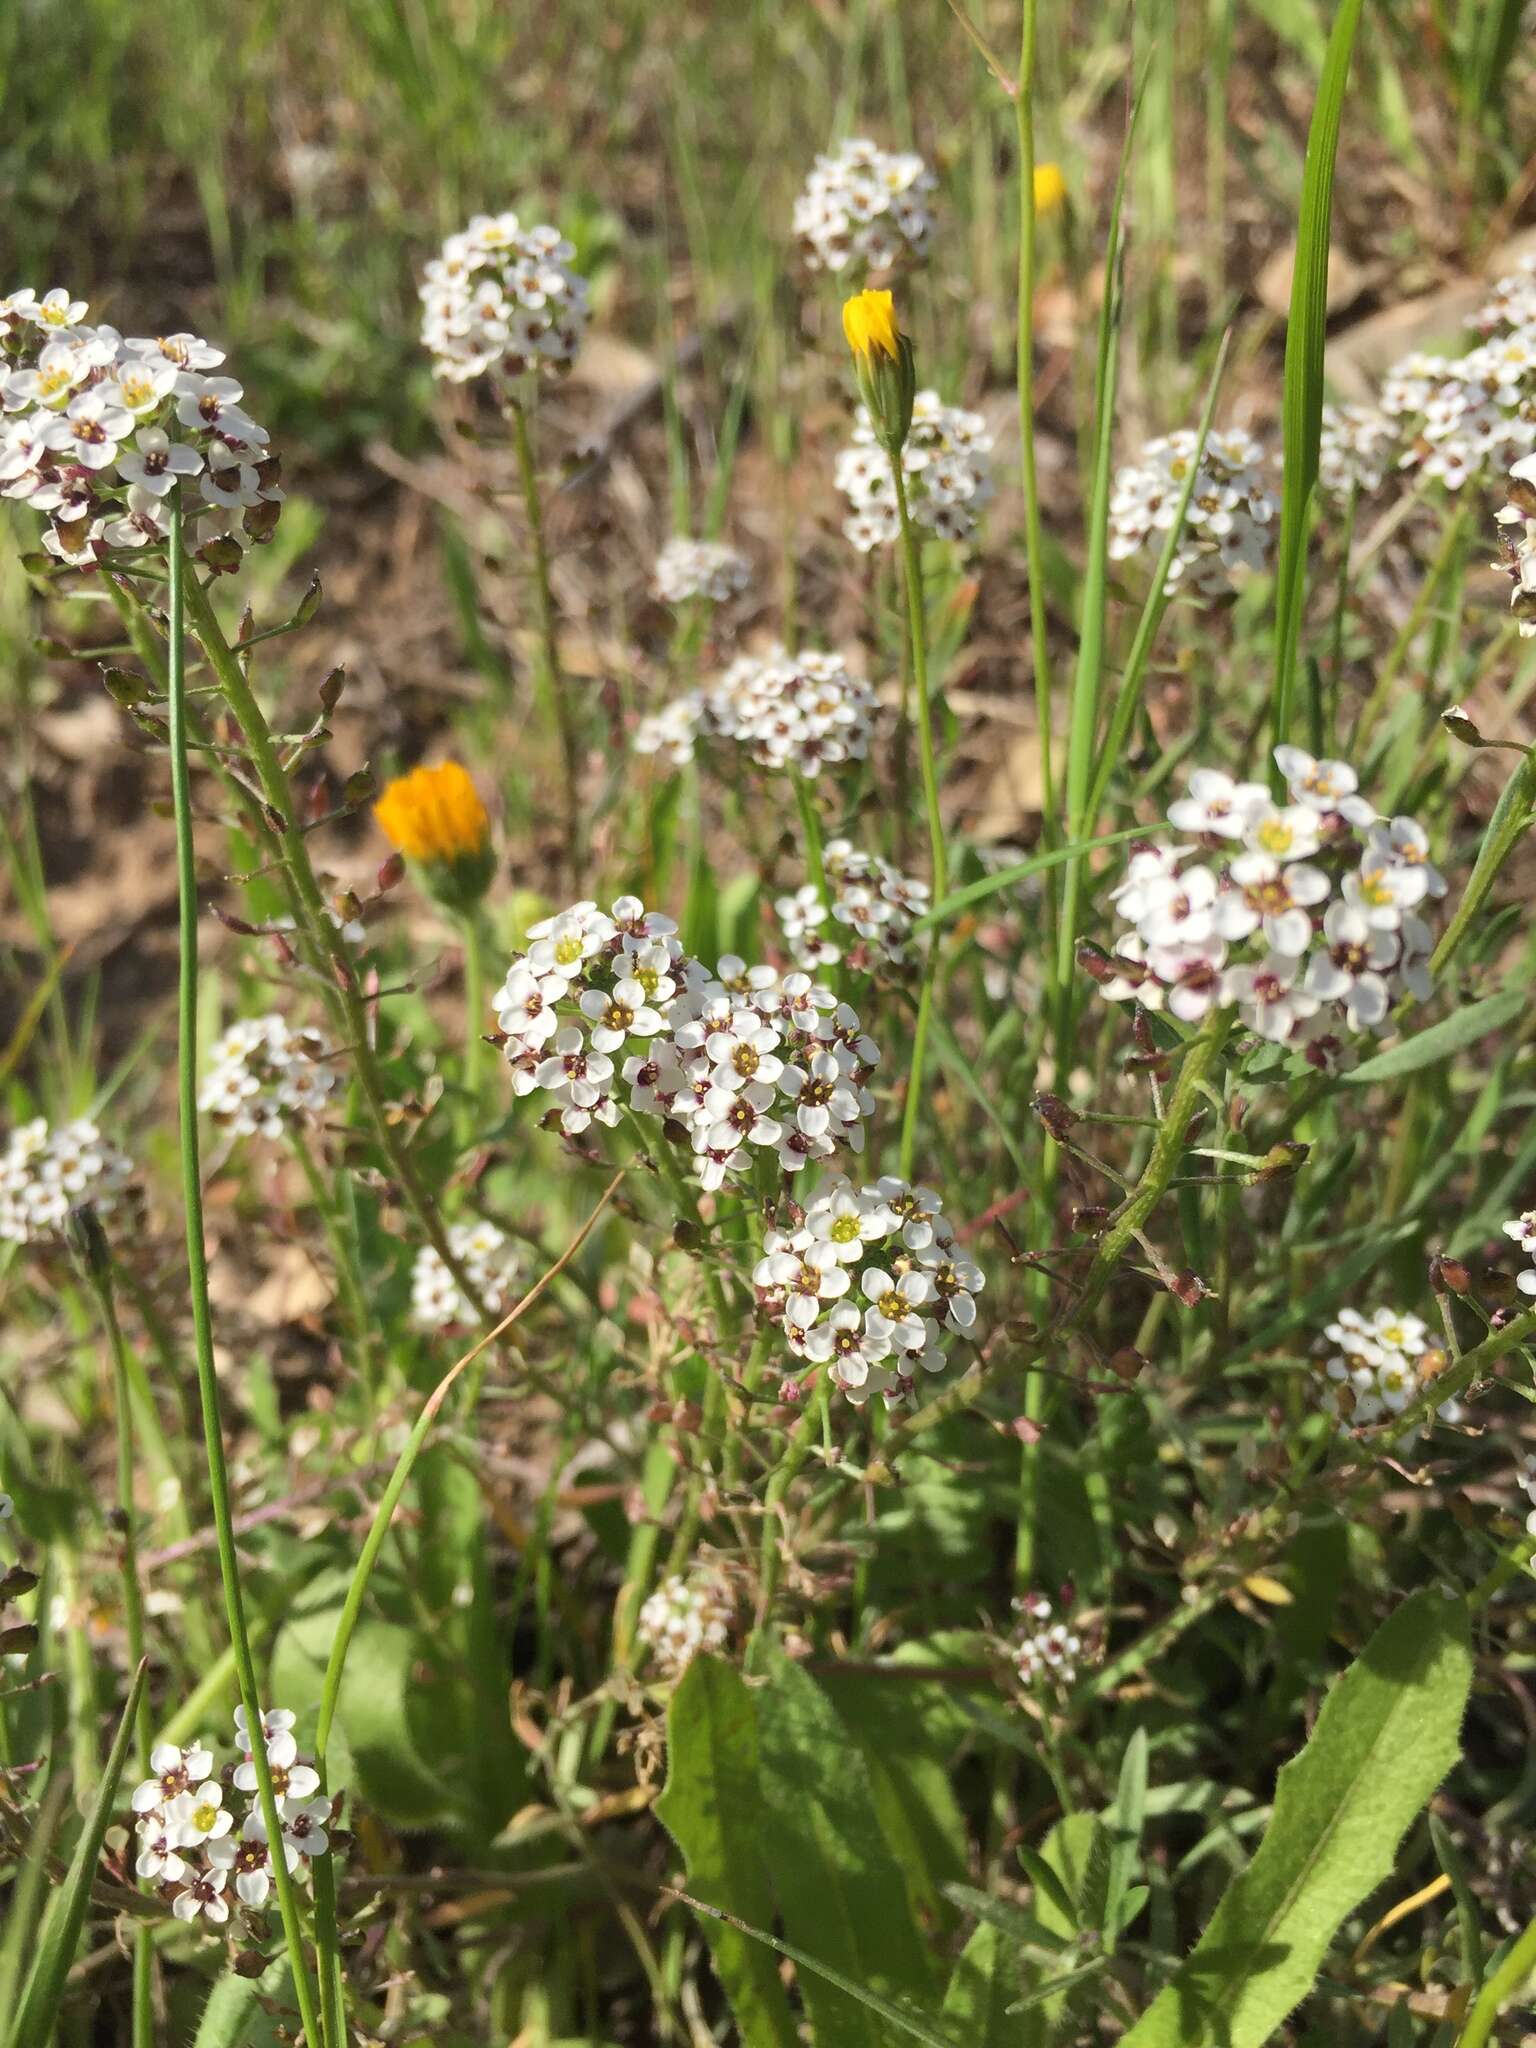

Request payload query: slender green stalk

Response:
[794,773,832,919]
[1350,500,1470,751]
[1064,1013,1232,1331]
[890,462,948,905]
[164,493,324,2048]
[755,1383,829,1625]
[1430,741,1536,981]
[891,457,948,1180]
[176,567,491,1323]
[506,391,582,864]
[461,908,490,1114]
[1015,0,1056,878]
[290,1126,378,1403]
[1456,1908,1536,2048]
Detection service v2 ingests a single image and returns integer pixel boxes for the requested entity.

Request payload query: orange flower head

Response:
[374,761,493,908]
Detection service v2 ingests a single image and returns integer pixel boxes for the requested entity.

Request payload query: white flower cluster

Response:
[653,536,752,606]
[1503,1205,1536,1307]
[757,1175,983,1406]
[1319,1306,1461,1430]
[1378,258,1536,492]
[633,647,877,779]
[0,287,282,567]
[0,1116,133,1245]
[835,390,994,551]
[130,1708,335,1923]
[1319,403,1396,501]
[411,1220,524,1330]
[776,840,930,971]
[1494,450,1536,636]
[198,1014,336,1140]
[419,212,589,384]
[1107,426,1277,597]
[636,1569,734,1676]
[1014,1595,1083,1690]
[494,898,880,1191]
[792,137,937,276]
[1095,747,1444,1069]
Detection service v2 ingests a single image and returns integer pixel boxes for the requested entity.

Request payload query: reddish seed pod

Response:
[1430,1255,1471,1295]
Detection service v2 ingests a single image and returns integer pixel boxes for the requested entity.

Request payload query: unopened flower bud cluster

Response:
[1107,426,1277,597]
[1319,1307,1461,1431]
[634,647,877,779]
[411,1220,525,1330]
[493,898,879,1189]
[419,213,589,384]
[756,1175,983,1406]
[792,138,937,276]
[653,537,752,606]
[835,390,994,551]
[198,1014,336,1140]
[776,840,930,971]
[129,1708,337,1925]
[0,287,282,567]
[637,1568,735,1676]
[1014,1595,1084,1689]
[0,1117,134,1245]
[1096,746,1444,1071]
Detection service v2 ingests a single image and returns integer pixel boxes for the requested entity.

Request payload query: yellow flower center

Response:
[830,1215,861,1244]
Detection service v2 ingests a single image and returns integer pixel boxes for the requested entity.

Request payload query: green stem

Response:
[164,494,324,2046]
[507,392,582,865]
[1351,500,1469,752]
[1015,0,1056,871]
[290,1125,378,1406]
[1064,1013,1231,1332]
[177,566,490,1325]
[891,448,947,1182]
[756,1381,829,1626]
[890,460,948,905]
[1457,1909,1536,2048]
[461,908,490,1116]
[794,773,832,918]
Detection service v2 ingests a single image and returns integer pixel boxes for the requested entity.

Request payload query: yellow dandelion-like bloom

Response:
[1034,162,1066,215]
[841,288,901,363]
[375,761,489,864]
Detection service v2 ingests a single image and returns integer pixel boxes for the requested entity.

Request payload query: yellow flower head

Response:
[374,762,494,910]
[1033,162,1067,215]
[841,288,901,363]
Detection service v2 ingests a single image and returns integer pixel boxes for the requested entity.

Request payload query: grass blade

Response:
[1269,0,1366,778]
[7,1660,148,2048]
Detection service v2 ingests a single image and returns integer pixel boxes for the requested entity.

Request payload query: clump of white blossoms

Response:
[0,286,283,568]
[0,1116,134,1245]
[835,389,994,551]
[129,1708,337,1924]
[1493,450,1536,635]
[1378,259,1536,491]
[792,137,937,276]
[411,1220,525,1330]
[1319,403,1396,501]
[1318,1306,1461,1432]
[636,1569,735,1677]
[198,1014,336,1140]
[419,212,589,384]
[1107,426,1277,597]
[776,840,930,972]
[493,898,879,1192]
[653,536,752,606]
[634,647,877,781]
[1014,1595,1084,1691]
[1092,746,1445,1072]
[756,1174,982,1407]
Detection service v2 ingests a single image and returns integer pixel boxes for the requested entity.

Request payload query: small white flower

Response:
[132,1740,214,1815]
[172,1867,230,1923]
[1167,768,1270,839]
[168,1781,233,1846]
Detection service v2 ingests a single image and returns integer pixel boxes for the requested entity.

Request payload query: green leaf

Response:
[1342,990,1525,1084]
[1104,1728,1149,1950]
[7,1661,147,2048]
[754,1648,940,2044]
[191,1961,293,2048]
[654,1656,798,2048]
[1121,1589,1472,2048]
[941,1921,1037,2046]
[1269,0,1364,766]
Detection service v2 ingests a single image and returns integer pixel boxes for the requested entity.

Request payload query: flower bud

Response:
[1429,1255,1471,1295]
[373,760,494,913]
[841,289,916,455]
